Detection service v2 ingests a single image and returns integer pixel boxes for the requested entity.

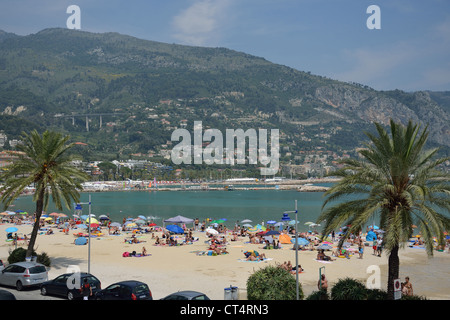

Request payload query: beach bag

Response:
[123,252,130,257]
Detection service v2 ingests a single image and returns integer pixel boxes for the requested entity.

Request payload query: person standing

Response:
[80,278,92,300]
[318,274,328,291]
[402,277,413,296]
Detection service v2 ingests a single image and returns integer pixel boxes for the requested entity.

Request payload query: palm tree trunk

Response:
[26,189,44,258]
[387,245,400,300]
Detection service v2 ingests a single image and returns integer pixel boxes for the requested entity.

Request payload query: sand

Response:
[1,222,449,300]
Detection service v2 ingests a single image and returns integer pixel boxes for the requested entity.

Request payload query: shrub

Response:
[36,252,51,267]
[306,289,329,300]
[247,266,302,300]
[366,288,388,300]
[330,277,368,300]
[7,248,51,267]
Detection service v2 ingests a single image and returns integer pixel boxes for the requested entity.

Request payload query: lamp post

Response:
[74,194,92,274]
[284,200,299,299]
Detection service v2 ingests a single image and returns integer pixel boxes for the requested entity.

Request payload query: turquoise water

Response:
[12,189,327,232]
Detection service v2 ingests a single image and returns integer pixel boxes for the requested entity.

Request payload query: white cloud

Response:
[171,0,233,46]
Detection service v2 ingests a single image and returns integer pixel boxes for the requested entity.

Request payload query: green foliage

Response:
[7,248,32,264]
[36,252,51,267]
[366,288,388,300]
[7,248,51,267]
[330,277,368,300]
[305,289,329,300]
[246,266,302,300]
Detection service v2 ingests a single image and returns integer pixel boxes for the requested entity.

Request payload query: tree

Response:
[0,130,89,258]
[318,119,450,299]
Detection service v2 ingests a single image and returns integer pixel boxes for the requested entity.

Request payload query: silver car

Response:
[0,262,48,291]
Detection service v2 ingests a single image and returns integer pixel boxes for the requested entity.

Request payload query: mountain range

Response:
[0,28,448,165]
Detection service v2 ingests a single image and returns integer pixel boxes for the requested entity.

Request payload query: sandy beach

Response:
[1,222,449,300]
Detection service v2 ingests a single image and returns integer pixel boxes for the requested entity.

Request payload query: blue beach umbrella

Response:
[138,215,147,220]
[75,237,87,245]
[317,243,333,250]
[166,224,184,234]
[5,227,18,233]
[266,220,277,224]
[291,238,309,246]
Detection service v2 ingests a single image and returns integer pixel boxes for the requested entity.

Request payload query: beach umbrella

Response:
[44,217,53,221]
[255,224,266,231]
[291,238,309,246]
[166,224,184,234]
[77,224,87,229]
[5,227,18,233]
[135,219,146,225]
[138,215,147,220]
[7,211,16,215]
[247,227,259,233]
[125,222,137,228]
[110,222,121,228]
[317,243,333,250]
[266,220,277,224]
[49,212,60,217]
[0,212,9,216]
[74,237,87,245]
[242,224,253,228]
[73,214,80,219]
[304,222,314,225]
[148,223,157,227]
[369,225,379,230]
[98,215,110,220]
[241,219,252,223]
[90,223,100,229]
[205,228,219,235]
[288,220,300,226]
[211,219,225,224]
[86,217,99,224]
[265,230,280,236]
[274,222,284,227]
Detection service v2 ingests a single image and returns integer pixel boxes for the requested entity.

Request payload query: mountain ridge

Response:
[0,28,448,163]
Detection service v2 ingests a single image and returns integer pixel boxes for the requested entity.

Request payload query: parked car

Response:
[0,289,16,300]
[40,272,101,300]
[0,262,48,291]
[161,290,210,300]
[95,281,152,300]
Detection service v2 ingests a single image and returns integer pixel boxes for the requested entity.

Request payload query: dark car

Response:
[0,289,16,300]
[161,290,210,300]
[40,272,101,300]
[95,281,152,300]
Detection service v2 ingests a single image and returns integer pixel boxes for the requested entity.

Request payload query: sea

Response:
[11,187,333,233]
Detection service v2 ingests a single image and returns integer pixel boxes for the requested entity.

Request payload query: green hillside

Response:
[0,28,448,167]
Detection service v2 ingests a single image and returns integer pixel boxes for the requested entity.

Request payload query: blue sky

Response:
[1,0,449,92]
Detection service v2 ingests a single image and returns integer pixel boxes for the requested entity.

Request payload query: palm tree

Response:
[0,130,89,258]
[318,119,450,300]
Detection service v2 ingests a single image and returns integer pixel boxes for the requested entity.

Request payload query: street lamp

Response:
[74,194,92,274]
[284,200,299,300]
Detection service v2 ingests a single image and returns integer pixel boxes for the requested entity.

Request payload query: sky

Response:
[0,0,449,92]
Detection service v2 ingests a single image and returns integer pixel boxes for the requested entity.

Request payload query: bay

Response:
[12,189,327,232]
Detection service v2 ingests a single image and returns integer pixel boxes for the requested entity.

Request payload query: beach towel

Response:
[313,259,333,264]
[238,258,273,263]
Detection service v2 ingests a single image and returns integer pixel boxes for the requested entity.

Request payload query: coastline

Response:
[0,222,448,300]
